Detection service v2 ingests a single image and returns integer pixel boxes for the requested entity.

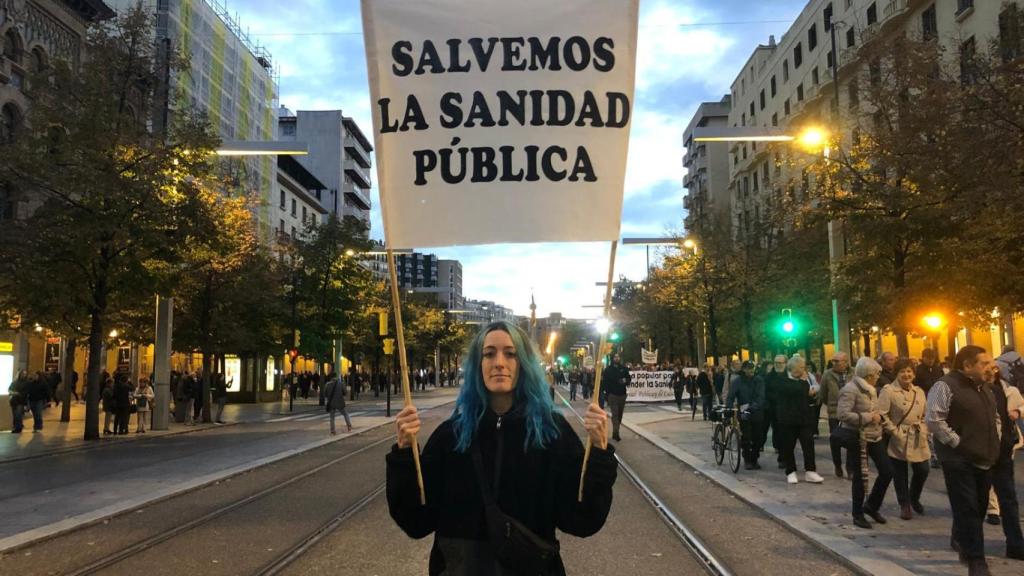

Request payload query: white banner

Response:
[361,0,639,248]
[627,370,676,402]
[641,347,658,365]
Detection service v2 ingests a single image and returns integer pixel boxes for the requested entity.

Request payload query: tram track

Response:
[558,393,735,576]
[0,400,454,576]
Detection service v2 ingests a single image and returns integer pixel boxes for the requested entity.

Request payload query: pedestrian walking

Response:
[101,375,115,433]
[916,347,947,469]
[671,365,685,411]
[112,374,131,435]
[726,361,765,470]
[602,353,630,442]
[180,371,196,425]
[387,320,616,575]
[876,352,897,389]
[192,369,204,423]
[685,369,699,420]
[697,364,714,421]
[324,372,351,435]
[878,358,929,521]
[763,355,788,457]
[836,356,893,528]
[569,369,579,401]
[981,363,1024,560]
[712,365,726,405]
[134,377,154,433]
[26,372,48,431]
[212,372,227,424]
[8,370,28,433]
[927,345,1001,576]
[820,352,853,478]
[775,355,824,484]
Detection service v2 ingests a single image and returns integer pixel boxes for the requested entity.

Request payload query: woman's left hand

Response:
[584,402,609,450]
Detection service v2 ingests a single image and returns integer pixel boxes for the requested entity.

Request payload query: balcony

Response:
[345,139,371,169]
[345,187,371,210]
[344,160,372,189]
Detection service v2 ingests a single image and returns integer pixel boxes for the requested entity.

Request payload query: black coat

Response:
[601,363,631,396]
[386,406,617,576]
[774,375,814,427]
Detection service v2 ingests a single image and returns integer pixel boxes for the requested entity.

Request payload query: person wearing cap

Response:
[726,361,766,470]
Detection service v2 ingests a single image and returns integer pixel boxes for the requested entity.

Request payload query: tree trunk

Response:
[863,333,872,358]
[84,313,104,440]
[707,295,720,364]
[895,330,910,358]
[60,337,76,422]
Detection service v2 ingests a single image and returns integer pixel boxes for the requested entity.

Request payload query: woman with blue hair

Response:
[387,320,617,575]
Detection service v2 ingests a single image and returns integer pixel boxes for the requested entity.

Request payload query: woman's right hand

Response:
[395,405,421,449]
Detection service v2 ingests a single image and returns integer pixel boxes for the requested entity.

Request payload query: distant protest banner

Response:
[361,0,639,248]
[627,370,676,402]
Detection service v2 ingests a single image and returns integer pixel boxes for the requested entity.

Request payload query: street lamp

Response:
[690,124,852,357]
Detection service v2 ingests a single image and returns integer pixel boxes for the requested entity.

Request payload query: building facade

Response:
[107,0,280,241]
[0,0,113,416]
[436,259,463,310]
[277,108,373,227]
[463,299,516,326]
[272,154,327,242]
[703,0,1024,358]
[682,96,732,239]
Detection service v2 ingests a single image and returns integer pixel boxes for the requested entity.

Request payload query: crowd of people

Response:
[671,345,1023,576]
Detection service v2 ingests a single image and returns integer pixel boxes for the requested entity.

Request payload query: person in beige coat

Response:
[878,358,930,520]
[837,356,894,529]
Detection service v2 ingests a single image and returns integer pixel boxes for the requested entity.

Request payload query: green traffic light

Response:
[609,332,621,342]
[782,321,794,334]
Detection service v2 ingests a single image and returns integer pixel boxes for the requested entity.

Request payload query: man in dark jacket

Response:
[926,345,1001,575]
[763,355,788,461]
[26,373,49,431]
[696,365,714,421]
[877,351,897,389]
[984,365,1024,560]
[726,361,766,469]
[916,348,945,394]
[601,354,630,442]
[112,374,132,435]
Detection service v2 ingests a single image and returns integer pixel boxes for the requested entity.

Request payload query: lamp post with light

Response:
[693,125,852,358]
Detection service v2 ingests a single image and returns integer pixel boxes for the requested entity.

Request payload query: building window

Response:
[291,226,296,238]
[0,103,21,143]
[794,42,803,68]
[922,4,938,41]
[960,36,977,85]
[753,171,759,192]
[741,112,746,126]
[956,0,973,17]
[742,145,747,160]
[3,29,22,64]
[279,190,285,208]
[749,101,755,116]
[784,98,791,116]
[281,123,296,136]
[763,161,770,182]
[759,89,765,110]
[867,2,877,26]
[743,176,750,197]
[808,23,818,51]
[279,219,285,233]
[824,3,833,31]
[30,47,47,73]
[771,112,778,127]
[812,66,820,85]
[291,198,297,216]
[783,60,789,82]
[827,50,834,68]
[770,75,777,97]
[797,83,804,102]
[302,206,307,223]
[999,4,1022,63]
[847,27,856,48]
[848,79,859,108]
[869,59,881,86]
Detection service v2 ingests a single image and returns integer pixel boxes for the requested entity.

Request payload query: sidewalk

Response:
[0,396,329,464]
[0,387,459,551]
[620,404,1024,576]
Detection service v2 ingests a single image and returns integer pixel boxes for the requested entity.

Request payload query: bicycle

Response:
[710,406,742,473]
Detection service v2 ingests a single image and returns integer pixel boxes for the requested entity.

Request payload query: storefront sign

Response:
[0,342,12,353]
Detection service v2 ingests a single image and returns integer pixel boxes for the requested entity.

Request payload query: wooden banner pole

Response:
[386,246,426,505]
[579,240,618,502]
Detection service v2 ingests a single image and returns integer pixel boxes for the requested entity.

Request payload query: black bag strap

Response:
[892,388,917,430]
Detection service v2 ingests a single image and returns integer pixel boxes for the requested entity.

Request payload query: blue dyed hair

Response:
[450,321,561,453]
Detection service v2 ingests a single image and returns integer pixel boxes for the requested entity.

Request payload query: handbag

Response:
[831,424,859,448]
[470,444,559,575]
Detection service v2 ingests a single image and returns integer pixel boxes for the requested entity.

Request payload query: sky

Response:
[230,0,807,319]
